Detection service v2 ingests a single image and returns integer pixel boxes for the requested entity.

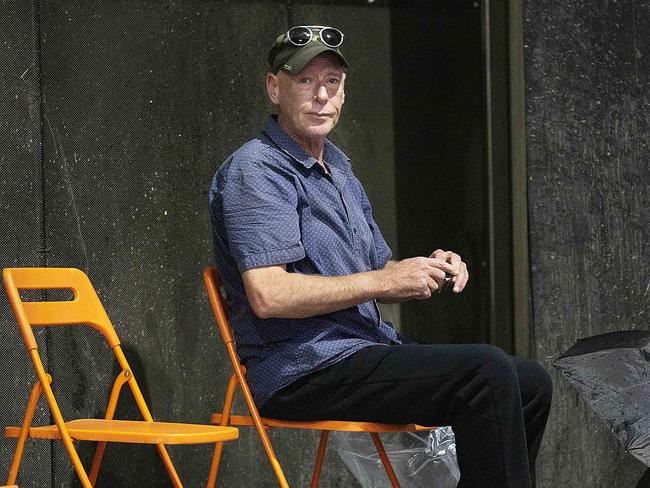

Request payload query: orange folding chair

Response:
[3,267,239,488]
[202,266,434,488]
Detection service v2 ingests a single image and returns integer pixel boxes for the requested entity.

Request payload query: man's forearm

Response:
[243,266,387,319]
[243,257,456,320]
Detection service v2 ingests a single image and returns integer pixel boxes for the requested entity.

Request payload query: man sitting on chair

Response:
[208,25,552,488]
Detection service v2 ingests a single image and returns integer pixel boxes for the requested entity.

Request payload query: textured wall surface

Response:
[0,1,51,486]
[0,0,395,486]
[8,0,648,486]
[38,3,279,485]
[524,1,650,487]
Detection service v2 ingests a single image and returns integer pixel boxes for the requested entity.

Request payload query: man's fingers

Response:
[425,276,438,293]
[431,251,462,269]
[412,276,435,300]
[423,264,449,283]
[407,254,468,295]
[453,263,469,293]
[425,258,456,275]
[431,249,453,262]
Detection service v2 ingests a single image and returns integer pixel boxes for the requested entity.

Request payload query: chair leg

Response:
[6,381,42,485]
[370,433,400,488]
[89,370,131,485]
[155,444,183,488]
[117,367,182,487]
[310,431,329,488]
[254,428,290,488]
[88,441,107,486]
[62,438,93,488]
[206,441,225,488]
[207,374,239,488]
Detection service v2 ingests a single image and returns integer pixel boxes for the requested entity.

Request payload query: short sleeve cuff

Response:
[237,243,306,272]
[377,247,393,268]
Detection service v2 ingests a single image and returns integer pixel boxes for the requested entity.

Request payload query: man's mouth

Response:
[308,112,333,118]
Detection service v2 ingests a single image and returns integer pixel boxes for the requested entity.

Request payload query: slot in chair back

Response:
[4,267,119,351]
[203,266,433,488]
[3,267,238,488]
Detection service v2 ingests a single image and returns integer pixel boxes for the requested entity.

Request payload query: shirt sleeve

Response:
[221,160,305,272]
[352,176,393,268]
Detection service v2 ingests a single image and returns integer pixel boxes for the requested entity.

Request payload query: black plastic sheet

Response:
[554,330,650,466]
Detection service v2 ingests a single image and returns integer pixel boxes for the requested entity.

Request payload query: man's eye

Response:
[299,78,311,84]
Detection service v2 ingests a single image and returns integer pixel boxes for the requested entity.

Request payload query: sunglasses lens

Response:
[320,28,343,47]
[288,27,311,46]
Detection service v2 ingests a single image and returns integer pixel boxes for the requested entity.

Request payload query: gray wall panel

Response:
[524,0,650,486]
[0,0,52,486]
[38,1,288,486]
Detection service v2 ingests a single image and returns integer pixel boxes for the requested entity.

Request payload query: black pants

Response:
[259,344,552,488]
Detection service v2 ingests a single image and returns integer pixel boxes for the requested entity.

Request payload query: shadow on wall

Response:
[638,470,650,488]
[70,343,169,487]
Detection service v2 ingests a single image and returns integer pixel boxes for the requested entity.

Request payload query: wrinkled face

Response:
[266,53,346,143]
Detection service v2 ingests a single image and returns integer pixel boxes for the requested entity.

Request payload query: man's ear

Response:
[266,72,280,104]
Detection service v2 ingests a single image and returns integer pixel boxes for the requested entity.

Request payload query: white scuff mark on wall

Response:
[43,107,89,272]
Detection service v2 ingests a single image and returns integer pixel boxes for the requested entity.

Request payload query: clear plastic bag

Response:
[333,427,460,488]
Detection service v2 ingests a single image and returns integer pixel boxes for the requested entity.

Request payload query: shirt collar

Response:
[264,115,351,173]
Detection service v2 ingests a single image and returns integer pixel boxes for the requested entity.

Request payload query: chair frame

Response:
[3,267,238,488]
[203,266,433,488]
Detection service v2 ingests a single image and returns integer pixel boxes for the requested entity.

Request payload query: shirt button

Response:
[353,228,357,234]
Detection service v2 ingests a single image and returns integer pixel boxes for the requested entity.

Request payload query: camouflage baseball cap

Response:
[268,26,349,74]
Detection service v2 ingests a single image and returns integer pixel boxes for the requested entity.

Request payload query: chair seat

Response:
[6,419,239,445]
[211,413,432,433]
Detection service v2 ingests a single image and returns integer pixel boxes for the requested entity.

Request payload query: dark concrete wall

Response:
[0,0,395,486]
[524,1,650,487]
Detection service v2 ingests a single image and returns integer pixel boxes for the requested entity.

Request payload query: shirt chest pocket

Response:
[301,188,376,268]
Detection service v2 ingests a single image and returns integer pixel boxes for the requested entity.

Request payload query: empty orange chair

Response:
[3,267,239,488]
[202,266,434,488]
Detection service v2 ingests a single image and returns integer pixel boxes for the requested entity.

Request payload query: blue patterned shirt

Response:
[209,116,401,405]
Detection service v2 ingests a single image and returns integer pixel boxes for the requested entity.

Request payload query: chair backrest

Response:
[3,267,155,424]
[3,267,120,352]
[202,267,235,346]
[3,268,196,487]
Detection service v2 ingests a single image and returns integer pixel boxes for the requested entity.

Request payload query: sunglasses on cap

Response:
[286,26,344,48]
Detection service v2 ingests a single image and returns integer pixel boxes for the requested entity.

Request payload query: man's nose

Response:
[314,85,329,103]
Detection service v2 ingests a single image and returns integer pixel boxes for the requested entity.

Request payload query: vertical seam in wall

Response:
[34,2,46,271]
[286,0,293,28]
[32,0,54,484]
[482,0,498,345]
[508,0,532,358]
